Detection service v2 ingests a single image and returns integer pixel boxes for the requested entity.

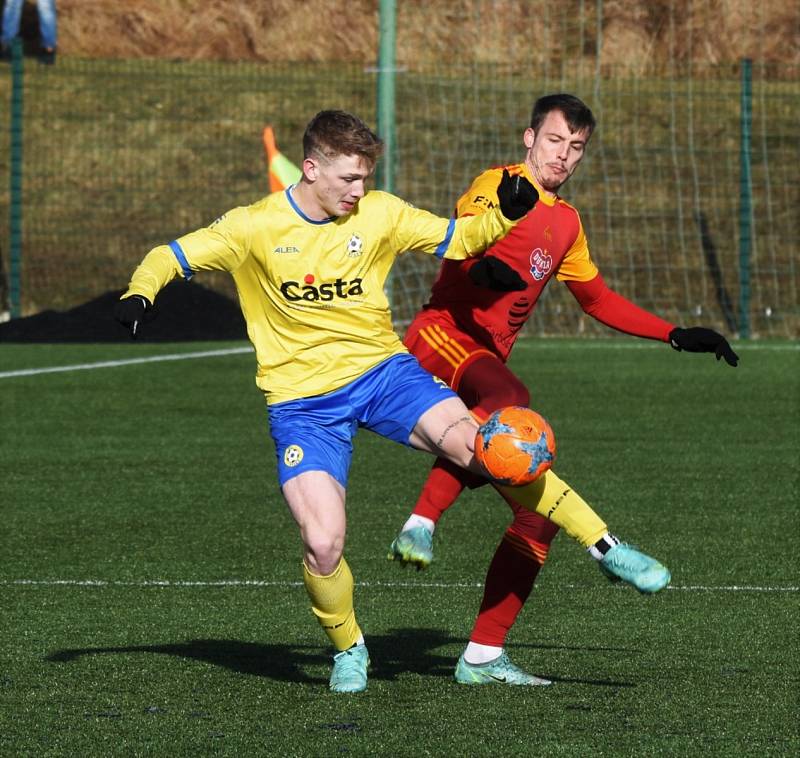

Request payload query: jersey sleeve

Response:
[455,168,503,218]
[123,206,253,302]
[389,192,516,261]
[567,273,675,341]
[554,218,598,282]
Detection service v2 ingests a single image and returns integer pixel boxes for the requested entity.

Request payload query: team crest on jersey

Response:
[283,444,304,467]
[529,247,553,281]
[346,234,364,257]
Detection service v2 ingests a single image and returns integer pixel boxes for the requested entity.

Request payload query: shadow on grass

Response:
[45,628,635,688]
[502,640,638,688]
[47,638,328,684]
[44,628,455,686]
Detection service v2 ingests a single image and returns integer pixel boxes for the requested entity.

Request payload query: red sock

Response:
[412,458,484,523]
[469,502,559,647]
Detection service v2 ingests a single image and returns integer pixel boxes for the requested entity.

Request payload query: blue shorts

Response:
[267,353,457,487]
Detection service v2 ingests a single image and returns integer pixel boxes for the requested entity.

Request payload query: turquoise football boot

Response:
[454,652,552,686]
[329,644,369,693]
[599,543,671,593]
[387,526,433,570]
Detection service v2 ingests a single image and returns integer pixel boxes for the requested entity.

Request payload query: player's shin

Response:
[496,470,607,548]
[303,557,363,650]
[412,457,484,522]
[499,472,671,593]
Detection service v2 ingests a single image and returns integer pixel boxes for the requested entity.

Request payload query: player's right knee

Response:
[304,538,345,576]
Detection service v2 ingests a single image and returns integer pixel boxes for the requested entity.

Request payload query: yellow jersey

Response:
[124,187,517,403]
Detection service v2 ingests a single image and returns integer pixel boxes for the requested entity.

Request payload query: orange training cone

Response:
[263,125,302,193]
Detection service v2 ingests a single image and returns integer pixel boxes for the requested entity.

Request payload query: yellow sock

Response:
[303,557,362,651]
[497,470,608,548]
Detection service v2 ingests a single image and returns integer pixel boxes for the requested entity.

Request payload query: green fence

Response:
[1,51,798,337]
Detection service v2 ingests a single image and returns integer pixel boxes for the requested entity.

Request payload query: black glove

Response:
[469,256,527,291]
[114,295,154,339]
[496,168,538,220]
[669,327,739,367]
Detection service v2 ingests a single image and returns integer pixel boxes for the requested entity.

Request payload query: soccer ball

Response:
[474,406,556,486]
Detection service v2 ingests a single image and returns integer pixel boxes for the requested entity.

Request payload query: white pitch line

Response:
[1,340,796,380]
[3,579,797,592]
[0,346,253,379]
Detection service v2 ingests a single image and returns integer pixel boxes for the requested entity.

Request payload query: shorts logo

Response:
[433,376,449,389]
[283,444,304,467]
[530,247,553,281]
[346,234,363,257]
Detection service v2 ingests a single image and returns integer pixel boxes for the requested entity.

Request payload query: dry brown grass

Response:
[58,0,378,62]
[55,0,799,66]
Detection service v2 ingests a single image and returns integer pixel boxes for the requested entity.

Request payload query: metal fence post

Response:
[376,0,397,311]
[376,0,396,195]
[8,38,24,319]
[738,58,752,339]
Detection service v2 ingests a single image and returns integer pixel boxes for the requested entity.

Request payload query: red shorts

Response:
[404,310,497,393]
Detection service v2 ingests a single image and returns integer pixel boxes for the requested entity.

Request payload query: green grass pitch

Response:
[1,338,798,756]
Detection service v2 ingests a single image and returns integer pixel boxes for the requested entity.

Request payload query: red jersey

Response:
[418,163,673,360]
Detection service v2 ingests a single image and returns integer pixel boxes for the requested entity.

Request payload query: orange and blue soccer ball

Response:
[474,406,556,486]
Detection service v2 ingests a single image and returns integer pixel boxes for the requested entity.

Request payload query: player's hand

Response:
[469,256,527,292]
[669,327,739,367]
[496,168,538,220]
[114,295,154,339]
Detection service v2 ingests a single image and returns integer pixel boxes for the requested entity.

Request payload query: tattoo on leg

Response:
[436,415,473,449]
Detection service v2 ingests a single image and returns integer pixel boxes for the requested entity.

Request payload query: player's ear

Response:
[303,156,319,182]
[523,128,536,149]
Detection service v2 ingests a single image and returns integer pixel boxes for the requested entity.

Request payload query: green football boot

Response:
[599,543,671,594]
[387,526,433,570]
[454,652,552,686]
[329,643,369,693]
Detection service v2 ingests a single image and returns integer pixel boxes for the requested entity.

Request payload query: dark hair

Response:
[303,110,384,169]
[530,94,596,138]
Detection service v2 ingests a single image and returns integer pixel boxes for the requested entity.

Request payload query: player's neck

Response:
[289,182,330,222]
[524,158,558,200]
[535,182,557,201]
